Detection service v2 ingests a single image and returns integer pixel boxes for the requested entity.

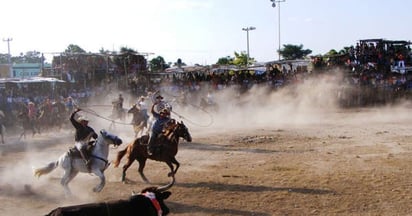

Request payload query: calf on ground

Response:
[45,187,171,216]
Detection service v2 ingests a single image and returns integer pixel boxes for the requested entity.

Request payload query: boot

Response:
[79,148,91,171]
[147,135,156,156]
[147,147,154,156]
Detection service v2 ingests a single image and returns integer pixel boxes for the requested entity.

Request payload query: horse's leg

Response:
[137,124,144,137]
[121,157,135,183]
[61,169,78,197]
[169,157,180,177]
[92,170,105,193]
[113,148,127,168]
[18,129,25,141]
[137,158,150,183]
[133,125,138,138]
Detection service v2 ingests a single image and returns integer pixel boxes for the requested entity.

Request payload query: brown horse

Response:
[128,104,148,137]
[113,120,192,183]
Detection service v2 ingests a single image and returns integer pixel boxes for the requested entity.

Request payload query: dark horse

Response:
[128,104,148,137]
[114,120,192,183]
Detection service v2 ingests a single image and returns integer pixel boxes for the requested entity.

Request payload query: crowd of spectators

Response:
[1,39,411,128]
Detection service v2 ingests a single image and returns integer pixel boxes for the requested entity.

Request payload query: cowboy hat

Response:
[77,116,89,122]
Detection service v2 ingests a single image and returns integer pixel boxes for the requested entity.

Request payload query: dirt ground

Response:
[2,82,412,216]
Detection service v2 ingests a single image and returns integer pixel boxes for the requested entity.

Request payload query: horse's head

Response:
[100,129,123,146]
[176,121,192,142]
[128,104,139,114]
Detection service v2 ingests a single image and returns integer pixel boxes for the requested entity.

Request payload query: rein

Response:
[90,154,109,168]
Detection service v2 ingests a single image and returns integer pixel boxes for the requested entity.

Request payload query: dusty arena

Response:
[2,75,412,215]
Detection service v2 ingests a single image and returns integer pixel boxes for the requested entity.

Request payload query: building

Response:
[12,63,51,78]
[0,64,11,78]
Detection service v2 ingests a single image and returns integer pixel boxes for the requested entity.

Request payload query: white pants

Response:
[75,141,87,151]
[398,60,405,68]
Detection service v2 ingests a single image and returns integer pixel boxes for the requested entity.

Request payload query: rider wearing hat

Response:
[70,108,98,170]
[153,93,172,118]
[147,101,171,156]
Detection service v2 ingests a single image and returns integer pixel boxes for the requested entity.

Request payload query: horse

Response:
[113,120,192,183]
[128,104,148,137]
[111,100,127,121]
[108,102,127,130]
[33,129,122,196]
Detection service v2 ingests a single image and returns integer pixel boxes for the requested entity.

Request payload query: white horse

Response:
[33,129,122,196]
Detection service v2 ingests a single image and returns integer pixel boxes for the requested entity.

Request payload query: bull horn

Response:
[157,175,175,192]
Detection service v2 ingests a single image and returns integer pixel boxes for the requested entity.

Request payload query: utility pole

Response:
[3,38,12,64]
[270,0,286,60]
[3,38,13,77]
[242,26,256,67]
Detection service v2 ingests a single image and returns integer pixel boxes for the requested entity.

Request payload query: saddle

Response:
[68,141,95,158]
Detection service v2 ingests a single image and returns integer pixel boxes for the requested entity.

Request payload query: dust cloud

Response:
[166,71,412,136]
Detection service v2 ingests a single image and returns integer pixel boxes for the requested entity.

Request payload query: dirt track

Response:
[2,84,412,215]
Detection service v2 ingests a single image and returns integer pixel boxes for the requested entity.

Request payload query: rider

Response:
[137,96,149,121]
[112,94,124,118]
[118,94,124,109]
[154,94,172,118]
[147,102,171,156]
[70,108,98,170]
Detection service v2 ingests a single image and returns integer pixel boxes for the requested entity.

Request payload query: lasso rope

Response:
[80,94,215,128]
[79,106,133,126]
[161,91,215,127]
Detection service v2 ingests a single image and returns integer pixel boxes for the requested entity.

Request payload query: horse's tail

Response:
[33,161,58,178]
[113,148,127,168]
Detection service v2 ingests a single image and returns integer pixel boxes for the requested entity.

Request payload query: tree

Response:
[279,44,312,60]
[173,58,186,67]
[64,44,86,53]
[325,49,338,56]
[0,54,9,64]
[232,51,249,66]
[120,47,137,54]
[99,47,111,54]
[7,51,43,64]
[216,56,233,65]
[149,56,169,72]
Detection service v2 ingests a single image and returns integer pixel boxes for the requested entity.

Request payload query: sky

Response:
[1,0,412,65]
